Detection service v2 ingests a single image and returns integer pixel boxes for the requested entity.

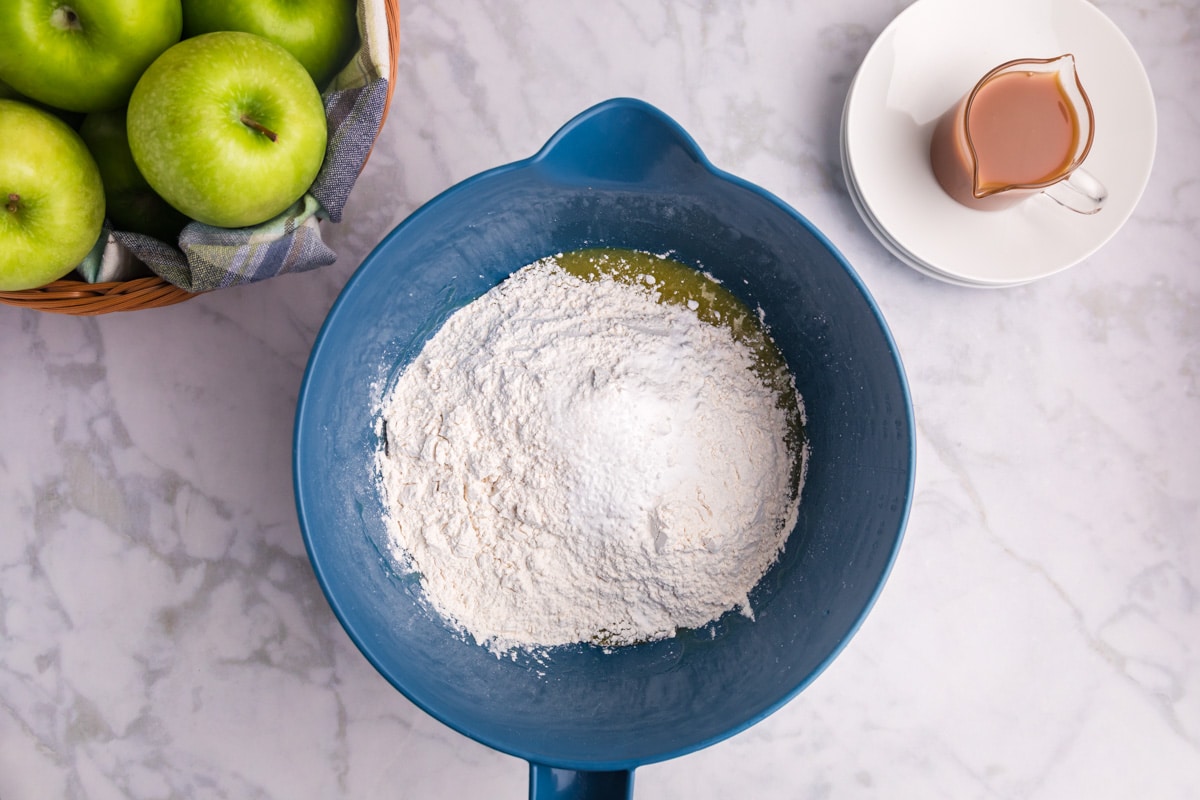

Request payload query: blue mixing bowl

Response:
[294,98,915,799]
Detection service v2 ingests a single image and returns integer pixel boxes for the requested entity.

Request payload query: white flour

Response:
[375,256,803,653]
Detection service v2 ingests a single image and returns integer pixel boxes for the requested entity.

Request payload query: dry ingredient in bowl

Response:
[375,249,805,654]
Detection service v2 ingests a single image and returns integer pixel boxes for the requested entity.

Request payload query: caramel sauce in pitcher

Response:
[930,58,1091,211]
[967,70,1079,190]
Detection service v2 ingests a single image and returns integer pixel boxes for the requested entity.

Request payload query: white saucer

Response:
[842,0,1157,286]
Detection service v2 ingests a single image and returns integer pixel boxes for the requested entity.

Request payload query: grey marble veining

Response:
[2,0,1198,797]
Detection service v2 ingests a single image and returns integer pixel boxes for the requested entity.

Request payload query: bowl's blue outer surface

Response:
[294,98,915,773]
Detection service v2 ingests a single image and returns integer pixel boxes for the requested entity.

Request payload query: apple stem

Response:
[241,115,279,143]
[5,193,18,214]
[51,6,83,31]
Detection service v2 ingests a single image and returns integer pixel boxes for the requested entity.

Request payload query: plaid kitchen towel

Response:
[83,0,393,291]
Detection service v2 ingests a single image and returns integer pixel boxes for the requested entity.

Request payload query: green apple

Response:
[181,0,358,90]
[127,32,328,229]
[0,0,183,113]
[79,109,189,242]
[0,100,105,291]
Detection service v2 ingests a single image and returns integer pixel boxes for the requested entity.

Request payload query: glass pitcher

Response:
[930,54,1106,213]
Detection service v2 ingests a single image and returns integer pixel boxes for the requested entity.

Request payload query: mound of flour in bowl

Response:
[375,255,803,653]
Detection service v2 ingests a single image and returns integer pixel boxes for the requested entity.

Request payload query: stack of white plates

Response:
[840,0,1156,288]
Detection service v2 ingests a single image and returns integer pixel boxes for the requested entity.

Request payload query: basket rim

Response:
[0,0,401,317]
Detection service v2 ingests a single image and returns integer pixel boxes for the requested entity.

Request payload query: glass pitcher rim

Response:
[963,54,1096,199]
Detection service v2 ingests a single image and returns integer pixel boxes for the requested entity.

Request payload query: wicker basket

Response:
[0,0,400,316]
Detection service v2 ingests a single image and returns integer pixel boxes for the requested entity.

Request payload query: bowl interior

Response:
[295,100,914,771]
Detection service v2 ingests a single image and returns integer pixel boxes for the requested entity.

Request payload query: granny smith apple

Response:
[0,0,183,113]
[181,0,358,90]
[0,100,105,291]
[127,32,328,229]
[80,110,189,242]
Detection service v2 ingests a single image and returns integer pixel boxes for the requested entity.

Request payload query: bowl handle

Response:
[529,764,634,799]
[530,97,710,186]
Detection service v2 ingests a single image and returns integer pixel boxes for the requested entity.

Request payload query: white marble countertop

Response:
[2,1,1198,797]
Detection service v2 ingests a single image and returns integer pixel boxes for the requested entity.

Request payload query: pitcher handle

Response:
[528,764,635,800]
[1042,167,1107,215]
